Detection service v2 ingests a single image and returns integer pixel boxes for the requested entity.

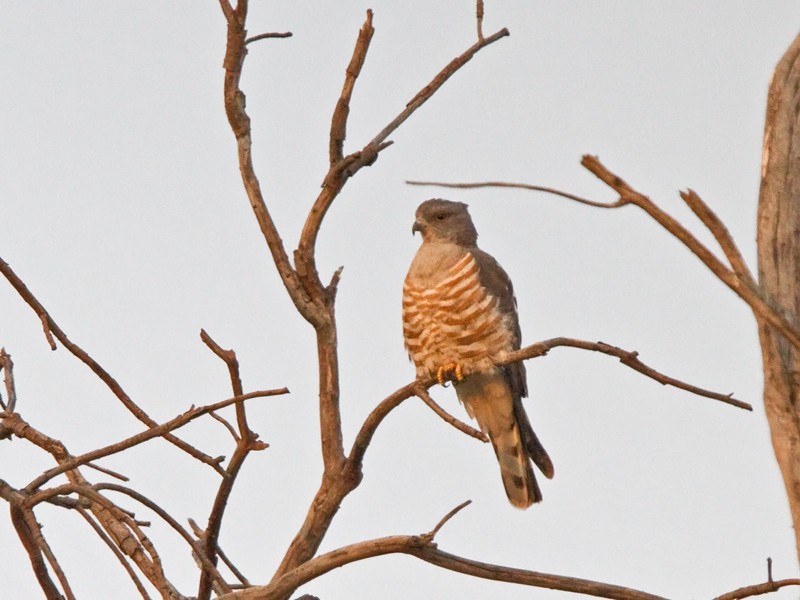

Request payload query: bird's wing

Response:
[469,247,554,479]
[468,248,527,398]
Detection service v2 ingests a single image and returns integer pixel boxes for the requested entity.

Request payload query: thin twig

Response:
[85,461,130,482]
[209,410,240,442]
[415,387,488,442]
[476,0,485,40]
[405,179,625,209]
[216,544,251,588]
[245,31,292,45]
[426,499,472,540]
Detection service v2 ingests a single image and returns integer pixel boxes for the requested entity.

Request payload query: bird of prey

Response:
[402,199,553,508]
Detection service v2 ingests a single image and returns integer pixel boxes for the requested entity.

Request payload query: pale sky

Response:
[2,2,800,599]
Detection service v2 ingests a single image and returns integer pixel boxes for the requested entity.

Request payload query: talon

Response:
[436,363,464,386]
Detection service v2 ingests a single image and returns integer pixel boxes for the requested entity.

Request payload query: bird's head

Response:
[412,198,478,246]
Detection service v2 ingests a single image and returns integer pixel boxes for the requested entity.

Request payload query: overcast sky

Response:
[3,2,800,599]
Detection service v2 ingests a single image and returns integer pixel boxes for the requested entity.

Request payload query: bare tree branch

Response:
[84,460,130,482]
[198,330,267,600]
[755,30,800,562]
[502,337,751,411]
[96,483,231,596]
[0,256,227,473]
[425,499,472,539]
[76,507,153,600]
[679,189,755,283]
[580,155,800,350]
[476,0,485,40]
[415,547,669,600]
[200,329,253,442]
[19,388,286,493]
[406,179,625,209]
[415,387,489,442]
[25,510,75,599]
[245,31,292,45]
[348,381,419,472]
[222,518,669,600]
[329,10,374,165]
[219,0,320,326]
[0,348,17,439]
[10,506,65,600]
[713,578,800,600]
[0,348,17,413]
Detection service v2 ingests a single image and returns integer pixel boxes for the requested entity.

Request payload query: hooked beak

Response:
[412,220,424,236]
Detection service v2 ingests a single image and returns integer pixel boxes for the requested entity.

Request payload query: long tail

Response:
[456,371,547,508]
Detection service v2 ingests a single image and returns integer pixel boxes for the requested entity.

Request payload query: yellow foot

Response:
[436,363,464,386]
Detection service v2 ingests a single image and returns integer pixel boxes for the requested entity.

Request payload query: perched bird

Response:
[402,199,553,508]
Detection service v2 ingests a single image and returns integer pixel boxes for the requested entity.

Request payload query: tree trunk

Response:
[757,30,800,563]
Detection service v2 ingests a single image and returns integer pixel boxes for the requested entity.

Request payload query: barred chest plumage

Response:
[402,242,515,379]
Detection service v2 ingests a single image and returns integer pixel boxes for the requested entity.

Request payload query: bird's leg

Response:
[436,363,464,386]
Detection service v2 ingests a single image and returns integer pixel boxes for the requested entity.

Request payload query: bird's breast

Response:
[402,246,514,377]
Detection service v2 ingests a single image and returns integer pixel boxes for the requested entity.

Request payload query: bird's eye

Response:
[435,213,447,221]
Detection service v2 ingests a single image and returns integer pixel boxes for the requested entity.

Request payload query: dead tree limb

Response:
[197,330,268,600]
[218,502,668,600]
[502,338,750,411]
[10,506,65,600]
[0,256,225,473]
[755,30,800,563]
[19,388,286,493]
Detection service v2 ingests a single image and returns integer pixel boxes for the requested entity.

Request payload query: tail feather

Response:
[514,396,554,479]
[456,371,545,508]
